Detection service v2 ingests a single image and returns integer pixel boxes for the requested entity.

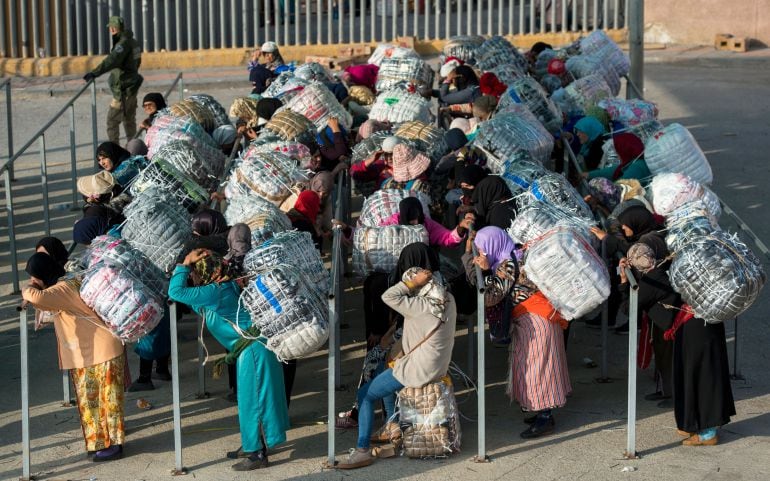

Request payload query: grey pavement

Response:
[0,49,769,481]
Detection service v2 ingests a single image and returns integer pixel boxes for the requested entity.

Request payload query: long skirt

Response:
[507,313,571,412]
[71,352,126,452]
[674,320,736,433]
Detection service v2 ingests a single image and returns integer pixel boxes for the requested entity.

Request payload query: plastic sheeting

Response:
[376,57,434,95]
[498,77,563,134]
[130,156,209,212]
[352,225,429,276]
[508,202,594,246]
[357,189,432,227]
[279,82,353,132]
[472,106,555,169]
[368,89,433,125]
[395,121,449,161]
[186,94,231,129]
[294,62,335,83]
[648,172,711,217]
[145,114,226,170]
[368,44,421,66]
[169,99,217,133]
[579,29,631,78]
[515,173,594,221]
[598,98,659,127]
[225,150,306,206]
[442,35,485,63]
[262,72,310,101]
[83,235,169,297]
[224,194,293,245]
[500,158,548,197]
[398,378,462,459]
[644,123,713,185]
[474,36,528,75]
[263,110,318,149]
[151,139,224,190]
[557,75,613,115]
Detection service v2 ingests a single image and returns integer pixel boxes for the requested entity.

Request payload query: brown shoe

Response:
[682,435,718,446]
[676,429,694,437]
[371,444,397,459]
[336,449,375,469]
[369,422,402,444]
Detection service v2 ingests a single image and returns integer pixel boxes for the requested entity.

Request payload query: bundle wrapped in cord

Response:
[353,225,429,276]
[376,57,434,95]
[515,173,594,220]
[83,235,168,297]
[485,63,523,86]
[130,156,209,212]
[498,77,563,134]
[644,123,713,185]
[443,35,485,63]
[523,228,610,320]
[357,189,432,227]
[224,194,292,244]
[279,82,353,132]
[186,94,231,129]
[578,30,631,77]
[398,377,462,459]
[243,230,330,301]
[145,114,226,170]
[627,119,665,143]
[648,172,712,217]
[500,156,548,197]
[262,72,309,101]
[350,131,391,197]
[240,265,329,360]
[508,202,594,245]
[474,36,528,75]
[368,89,432,125]
[395,121,449,161]
[252,140,313,169]
[368,44,421,66]
[665,213,719,253]
[263,110,318,149]
[122,188,192,274]
[169,99,217,133]
[669,231,766,323]
[598,98,659,127]
[566,55,621,96]
[151,139,224,190]
[559,75,612,115]
[294,62,334,82]
[471,106,555,168]
[225,149,306,206]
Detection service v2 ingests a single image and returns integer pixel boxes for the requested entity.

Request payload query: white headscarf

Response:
[402,268,449,320]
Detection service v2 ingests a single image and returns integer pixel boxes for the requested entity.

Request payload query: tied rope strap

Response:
[213,325,262,378]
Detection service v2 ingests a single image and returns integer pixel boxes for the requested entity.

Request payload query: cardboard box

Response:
[304,55,356,70]
[337,45,373,57]
[714,33,749,52]
[396,36,417,49]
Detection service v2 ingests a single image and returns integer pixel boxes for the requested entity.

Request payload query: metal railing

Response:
[2,0,628,58]
[1,78,13,181]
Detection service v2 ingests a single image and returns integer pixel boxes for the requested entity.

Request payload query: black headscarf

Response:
[143,92,167,111]
[617,205,658,242]
[389,242,441,285]
[256,98,283,121]
[97,141,131,171]
[456,164,488,188]
[454,65,479,90]
[191,208,228,237]
[471,176,512,218]
[73,217,111,245]
[398,198,425,226]
[25,252,66,288]
[35,237,69,267]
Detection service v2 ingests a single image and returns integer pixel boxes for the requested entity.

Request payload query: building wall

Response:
[645,0,770,46]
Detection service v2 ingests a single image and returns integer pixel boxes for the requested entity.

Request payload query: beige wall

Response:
[645,0,770,46]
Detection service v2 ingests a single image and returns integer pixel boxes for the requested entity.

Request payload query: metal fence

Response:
[1,0,627,58]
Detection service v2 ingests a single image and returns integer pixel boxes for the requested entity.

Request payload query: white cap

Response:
[381,136,401,153]
[261,41,278,53]
[440,59,460,78]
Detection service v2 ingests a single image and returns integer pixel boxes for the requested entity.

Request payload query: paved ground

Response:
[0,47,769,481]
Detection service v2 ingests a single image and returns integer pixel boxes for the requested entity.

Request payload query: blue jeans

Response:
[356,368,403,449]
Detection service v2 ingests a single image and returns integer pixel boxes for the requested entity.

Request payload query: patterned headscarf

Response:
[627,242,657,274]
[588,177,622,210]
[402,267,449,320]
[192,252,234,286]
[391,144,430,182]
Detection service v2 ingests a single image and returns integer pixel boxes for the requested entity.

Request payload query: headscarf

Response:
[398,197,425,225]
[381,136,401,153]
[617,205,658,241]
[391,144,430,182]
[449,117,471,134]
[310,171,334,196]
[225,223,252,262]
[191,208,228,237]
[390,242,440,285]
[574,116,606,156]
[444,128,468,152]
[212,125,237,147]
[584,105,611,130]
[191,252,234,286]
[343,63,379,91]
[35,237,69,267]
[456,164,488,187]
[143,92,167,111]
[471,176,512,218]
[126,139,148,156]
[294,190,320,222]
[588,177,622,211]
[73,216,110,245]
[256,97,283,122]
[453,65,479,90]
[474,226,515,271]
[401,267,449,320]
[627,242,657,274]
[25,252,66,288]
[96,141,130,170]
[479,72,507,99]
[612,132,645,180]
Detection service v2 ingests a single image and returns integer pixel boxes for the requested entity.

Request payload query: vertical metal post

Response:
[131,0,138,46]
[20,0,29,57]
[361,0,366,42]
[39,136,51,237]
[0,0,6,57]
[179,74,184,101]
[67,0,75,55]
[196,315,208,398]
[31,0,40,56]
[471,245,488,463]
[539,0,544,33]
[518,0,524,34]
[445,0,450,36]
[370,0,376,41]
[476,0,482,34]
[731,317,743,380]
[624,271,639,459]
[199,0,206,48]
[508,0,513,38]
[466,319,474,379]
[55,0,64,56]
[5,81,14,181]
[316,0,321,43]
[613,0,619,30]
[163,0,171,51]
[307,0,312,44]
[326,233,339,467]
[43,0,52,56]
[91,81,98,169]
[382,0,387,41]
[187,0,194,49]
[592,0,598,30]
[69,105,79,208]
[391,0,396,40]
[209,0,216,48]
[20,306,31,481]
[297,0,301,44]
[142,0,150,51]
[598,238,610,382]
[413,0,417,37]
[231,0,238,48]
[62,370,72,406]
[628,0,644,100]
[581,0,588,31]
[561,0,567,32]
[168,302,186,474]
[603,0,609,29]
[154,0,161,51]
[3,169,19,293]
[276,0,282,43]
[528,0,534,33]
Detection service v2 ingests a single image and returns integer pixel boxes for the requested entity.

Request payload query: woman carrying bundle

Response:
[379,143,433,195]
[168,249,289,471]
[584,132,652,184]
[22,253,126,462]
[350,136,400,188]
[379,197,474,249]
[470,175,516,231]
[73,171,126,246]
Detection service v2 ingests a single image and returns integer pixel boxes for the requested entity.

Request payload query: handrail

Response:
[133,72,185,140]
[2,78,12,180]
[470,241,488,463]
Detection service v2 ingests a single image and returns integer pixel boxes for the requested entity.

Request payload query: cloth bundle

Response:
[523,228,610,320]
[122,188,192,273]
[665,214,719,253]
[669,231,766,323]
[368,89,432,125]
[145,114,226,170]
[395,121,449,161]
[648,172,712,217]
[474,36,528,75]
[262,72,309,101]
[508,202,594,246]
[398,378,462,458]
[367,44,420,66]
[151,139,224,190]
[169,99,217,133]
[294,62,334,82]
[130,155,209,212]
[350,132,392,196]
[499,77,563,134]
[375,57,434,95]
[280,82,353,132]
[644,123,714,185]
[515,173,594,220]
[566,55,622,96]
[186,94,231,129]
[352,225,429,276]
[225,150,304,206]
[558,75,613,115]
[79,263,165,343]
[224,194,292,244]
[628,119,665,143]
[472,107,555,168]
[500,157,548,197]
[357,189,432,227]
[240,265,329,360]
[486,63,524,86]
[442,35,485,63]
[263,110,318,149]
[598,98,659,127]
[599,138,620,168]
[579,29,631,78]
[252,140,313,169]
[83,235,168,297]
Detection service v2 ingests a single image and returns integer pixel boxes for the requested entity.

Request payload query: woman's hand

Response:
[619,257,629,284]
[458,212,475,231]
[331,219,348,230]
[327,117,341,132]
[590,226,607,241]
[411,269,432,288]
[183,248,209,267]
[473,253,490,271]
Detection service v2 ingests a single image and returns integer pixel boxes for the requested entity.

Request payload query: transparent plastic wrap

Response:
[627,120,664,143]
[559,75,612,114]
[508,202,594,245]
[352,225,429,276]
[252,140,313,169]
[669,231,766,323]
[523,228,610,320]
[471,107,555,168]
[475,36,528,74]
[648,172,709,217]
[224,194,293,244]
[348,85,376,106]
[243,230,330,301]
[598,98,659,127]
[515,173,594,220]
[151,139,224,190]
[262,72,309,101]
[294,62,334,82]
[644,123,713,185]
[122,188,192,274]
[145,113,226,169]
[578,30,630,77]
[357,189,432,227]
[368,44,420,66]
[500,158,548,197]
[532,48,560,78]
[665,211,720,253]
[186,94,231,129]
[79,262,165,343]
[566,55,621,96]
[395,121,449,161]
[225,149,305,205]
[598,138,620,168]
[279,82,353,132]
[398,378,462,459]
[263,110,318,149]
[168,98,217,132]
[130,156,209,212]
[375,57,434,94]
[498,77,563,134]
[240,265,329,360]
[82,235,169,297]
[443,35,485,63]
[368,89,432,125]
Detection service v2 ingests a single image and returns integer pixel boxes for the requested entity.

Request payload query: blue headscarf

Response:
[574,116,606,156]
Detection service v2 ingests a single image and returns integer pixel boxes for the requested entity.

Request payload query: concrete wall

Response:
[645,0,770,47]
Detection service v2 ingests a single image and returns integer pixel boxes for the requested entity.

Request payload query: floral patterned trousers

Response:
[71,353,126,451]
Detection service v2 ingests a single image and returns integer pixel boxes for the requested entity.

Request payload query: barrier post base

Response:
[623,451,640,460]
[472,454,491,463]
[730,374,745,381]
[170,467,189,476]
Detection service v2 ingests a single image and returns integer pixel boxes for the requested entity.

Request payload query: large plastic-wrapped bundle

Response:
[665,214,719,253]
[225,150,303,206]
[598,98,659,127]
[368,89,432,125]
[122,188,192,273]
[559,75,613,114]
[627,120,665,143]
[79,263,165,342]
[358,189,432,227]
[644,123,713,185]
[578,30,630,77]
[443,35,485,63]
[294,62,334,82]
[130,156,209,212]
[566,55,621,96]
[475,36,528,74]
[83,235,168,296]
[151,139,224,189]
[252,140,313,169]
[243,230,330,300]
[669,231,766,323]
[224,194,292,244]
[280,82,353,131]
[498,77,563,134]
[145,114,226,169]
[262,72,309,101]
[375,57,434,95]
[524,228,610,320]
[169,99,217,132]
[186,94,230,129]
[395,121,448,161]
[508,202,593,245]
[240,265,329,360]
[353,225,429,275]
[515,173,594,220]
[485,63,524,86]
[368,44,420,66]
[263,110,318,149]
[472,106,555,169]
[648,172,710,217]
[500,157,548,197]
[398,378,462,459]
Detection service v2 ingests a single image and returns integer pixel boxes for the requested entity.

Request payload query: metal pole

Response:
[209,0,216,48]
[5,81,14,181]
[628,0,644,99]
[187,0,194,49]
[199,0,206,48]
[598,237,611,382]
[39,136,51,237]
[196,315,209,398]
[326,230,339,467]
[471,244,488,463]
[19,306,31,481]
[154,0,161,51]
[168,302,187,474]
[31,0,40,57]
[91,81,98,169]
[3,169,19,293]
[43,0,52,57]
[731,317,743,380]
[231,0,238,48]
[179,74,184,101]
[20,0,29,57]
[624,268,639,459]
[69,105,79,208]
[62,369,73,406]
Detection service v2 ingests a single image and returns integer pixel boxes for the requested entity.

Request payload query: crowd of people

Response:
[20,24,752,475]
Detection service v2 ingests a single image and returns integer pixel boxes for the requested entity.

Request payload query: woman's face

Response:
[143,100,158,115]
[621,224,634,238]
[576,130,589,144]
[98,155,114,171]
[262,52,275,63]
[36,246,49,255]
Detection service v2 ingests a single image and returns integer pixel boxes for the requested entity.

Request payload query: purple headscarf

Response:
[474,226,515,271]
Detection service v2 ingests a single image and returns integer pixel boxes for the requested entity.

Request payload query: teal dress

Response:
[167,265,289,452]
[587,158,653,186]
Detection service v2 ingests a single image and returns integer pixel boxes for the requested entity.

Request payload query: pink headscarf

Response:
[343,64,379,91]
[391,144,430,182]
